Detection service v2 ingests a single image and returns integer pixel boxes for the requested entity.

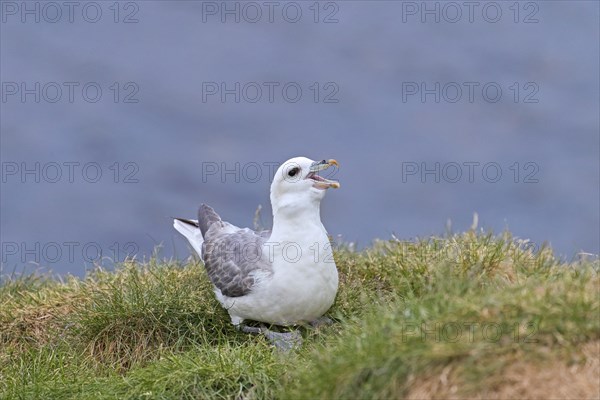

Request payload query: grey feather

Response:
[200,205,273,298]
[198,204,222,237]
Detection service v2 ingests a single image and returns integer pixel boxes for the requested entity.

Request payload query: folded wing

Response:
[174,204,273,298]
[203,226,273,297]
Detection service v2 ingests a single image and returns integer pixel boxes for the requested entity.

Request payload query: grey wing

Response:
[202,227,273,297]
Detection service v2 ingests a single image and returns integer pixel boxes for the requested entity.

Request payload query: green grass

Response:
[1,231,598,399]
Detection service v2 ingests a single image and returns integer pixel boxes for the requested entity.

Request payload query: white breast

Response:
[219,236,339,325]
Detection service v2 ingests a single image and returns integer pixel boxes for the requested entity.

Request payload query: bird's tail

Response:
[173,218,204,259]
[198,204,222,236]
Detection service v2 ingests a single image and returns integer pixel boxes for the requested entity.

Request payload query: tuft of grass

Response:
[1,231,598,399]
[68,259,235,371]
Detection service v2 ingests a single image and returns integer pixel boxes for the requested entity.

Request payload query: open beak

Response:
[307,159,340,189]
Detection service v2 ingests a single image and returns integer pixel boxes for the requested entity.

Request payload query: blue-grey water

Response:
[1,1,599,276]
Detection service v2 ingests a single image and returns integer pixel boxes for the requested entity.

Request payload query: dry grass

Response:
[406,341,600,399]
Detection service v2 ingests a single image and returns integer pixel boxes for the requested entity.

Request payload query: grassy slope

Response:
[0,231,598,399]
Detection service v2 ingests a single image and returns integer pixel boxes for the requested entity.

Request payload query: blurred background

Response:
[1,1,598,276]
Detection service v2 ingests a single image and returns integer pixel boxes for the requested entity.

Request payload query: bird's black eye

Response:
[288,167,300,177]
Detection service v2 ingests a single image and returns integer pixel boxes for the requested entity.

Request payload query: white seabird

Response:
[173,157,340,349]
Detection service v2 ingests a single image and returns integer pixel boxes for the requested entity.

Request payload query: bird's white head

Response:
[270,156,340,217]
